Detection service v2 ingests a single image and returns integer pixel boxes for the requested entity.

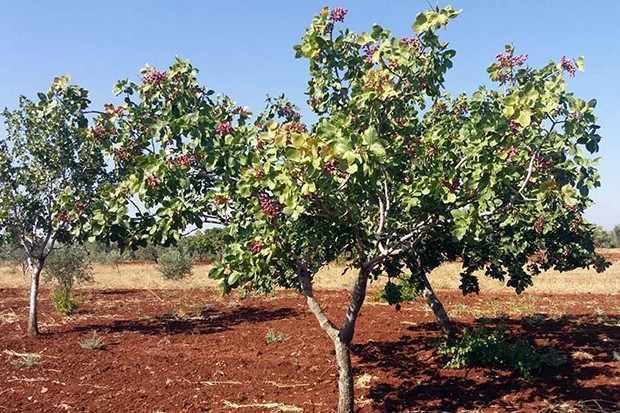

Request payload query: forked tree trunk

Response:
[27,259,44,336]
[422,285,455,342]
[297,263,370,413]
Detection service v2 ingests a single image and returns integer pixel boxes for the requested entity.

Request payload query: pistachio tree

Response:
[92,6,607,412]
[1,77,106,335]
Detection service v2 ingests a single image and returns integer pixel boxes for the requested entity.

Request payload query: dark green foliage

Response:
[44,245,93,293]
[0,242,25,266]
[45,245,92,315]
[380,277,423,305]
[180,228,226,261]
[156,247,193,280]
[51,289,80,315]
[592,225,618,248]
[437,322,565,378]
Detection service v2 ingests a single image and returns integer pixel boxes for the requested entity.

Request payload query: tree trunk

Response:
[27,260,44,336]
[296,263,369,413]
[334,338,355,413]
[422,285,455,342]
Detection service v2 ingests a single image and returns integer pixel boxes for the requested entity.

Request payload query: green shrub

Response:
[78,331,105,350]
[45,245,92,315]
[437,322,564,379]
[265,328,288,344]
[379,277,423,307]
[51,289,80,315]
[44,245,93,293]
[156,248,193,280]
[133,244,159,262]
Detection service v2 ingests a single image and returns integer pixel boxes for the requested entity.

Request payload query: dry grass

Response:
[426,261,620,294]
[0,263,218,290]
[222,400,303,412]
[312,261,620,295]
[1,259,619,295]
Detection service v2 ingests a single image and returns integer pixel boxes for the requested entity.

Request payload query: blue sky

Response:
[2,1,619,228]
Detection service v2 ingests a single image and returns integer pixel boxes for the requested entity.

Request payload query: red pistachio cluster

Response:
[147,176,162,188]
[74,202,86,214]
[111,148,131,161]
[363,45,379,64]
[442,178,460,192]
[250,240,264,254]
[87,125,106,142]
[251,168,265,180]
[559,56,576,77]
[508,120,520,132]
[399,36,422,53]
[570,216,583,233]
[328,7,348,22]
[57,210,70,224]
[176,154,195,166]
[534,216,544,233]
[285,122,307,134]
[104,104,124,118]
[496,52,529,69]
[325,158,347,179]
[142,68,168,85]
[257,193,281,220]
[534,154,554,170]
[216,122,233,137]
[282,103,301,122]
[495,52,529,84]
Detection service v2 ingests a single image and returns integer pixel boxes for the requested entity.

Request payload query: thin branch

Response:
[518,148,538,195]
[295,258,339,341]
[125,196,144,216]
[455,155,467,170]
[366,215,436,268]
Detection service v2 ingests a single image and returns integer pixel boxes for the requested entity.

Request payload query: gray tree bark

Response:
[422,285,456,342]
[27,259,44,336]
[297,263,371,413]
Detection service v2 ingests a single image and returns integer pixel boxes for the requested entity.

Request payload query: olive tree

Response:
[1,77,106,335]
[91,6,607,412]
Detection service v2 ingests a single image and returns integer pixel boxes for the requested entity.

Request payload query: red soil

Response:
[0,288,618,412]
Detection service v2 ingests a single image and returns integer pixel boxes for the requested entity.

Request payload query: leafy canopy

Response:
[91,6,607,297]
[1,76,106,257]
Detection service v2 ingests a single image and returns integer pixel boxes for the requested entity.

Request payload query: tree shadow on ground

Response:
[71,306,298,336]
[352,315,620,412]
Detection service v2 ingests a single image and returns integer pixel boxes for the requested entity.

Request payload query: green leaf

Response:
[576,56,585,72]
[444,192,457,203]
[516,109,531,128]
[560,184,579,206]
[238,182,252,198]
[362,126,378,145]
[346,163,358,174]
[228,272,239,286]
[290,133,305,148]
[369,142,385,157]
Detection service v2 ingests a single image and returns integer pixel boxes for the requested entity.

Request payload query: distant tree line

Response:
[4,224,619,266]
[593,224,620,248]
[0,227,225,266]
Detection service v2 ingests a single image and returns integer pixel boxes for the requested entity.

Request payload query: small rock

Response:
[41,387,48,394]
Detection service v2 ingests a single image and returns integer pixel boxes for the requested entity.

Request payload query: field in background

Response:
[1,250,618,412]
[1,250,619,294]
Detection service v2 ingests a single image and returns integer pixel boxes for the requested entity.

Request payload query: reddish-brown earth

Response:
[0,287,618,412]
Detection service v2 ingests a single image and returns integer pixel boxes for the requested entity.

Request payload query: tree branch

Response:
[295,259,339,341]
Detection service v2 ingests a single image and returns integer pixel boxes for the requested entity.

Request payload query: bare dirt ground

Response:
[0,285,619,412]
